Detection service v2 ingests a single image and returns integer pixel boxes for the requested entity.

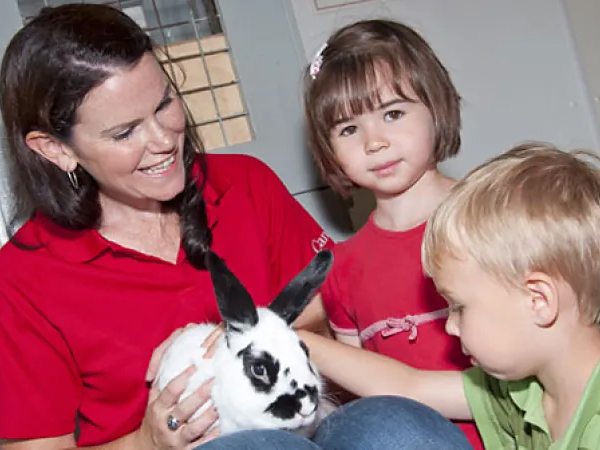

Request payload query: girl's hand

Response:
[137,368,220,450]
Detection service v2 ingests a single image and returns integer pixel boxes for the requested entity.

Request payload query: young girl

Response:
[304,19,482,448]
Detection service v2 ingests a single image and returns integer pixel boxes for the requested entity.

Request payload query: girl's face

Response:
[66,52,187,212]
[328,79,436,199]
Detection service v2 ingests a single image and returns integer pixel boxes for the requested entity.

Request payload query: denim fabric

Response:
[313,396,473,450]
[198,429,320,450]
[198,396,473,449]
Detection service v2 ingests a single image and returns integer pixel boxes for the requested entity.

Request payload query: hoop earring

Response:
[67,169,80,190]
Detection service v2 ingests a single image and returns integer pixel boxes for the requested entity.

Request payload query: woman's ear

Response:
[25,131,78,172]
[525,272,558,327]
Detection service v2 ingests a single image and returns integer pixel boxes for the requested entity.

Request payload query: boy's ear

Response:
[25,130,78,173]
[524,272,558,327]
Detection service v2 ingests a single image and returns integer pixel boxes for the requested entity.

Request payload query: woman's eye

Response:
[113,127,134,141]
[157,96,174,112]
[339,125,357,137]
[384,110,404,121]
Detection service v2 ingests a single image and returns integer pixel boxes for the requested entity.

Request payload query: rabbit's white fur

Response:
[156,309,323,435]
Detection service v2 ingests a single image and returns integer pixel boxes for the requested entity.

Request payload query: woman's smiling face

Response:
[66,52,187,211]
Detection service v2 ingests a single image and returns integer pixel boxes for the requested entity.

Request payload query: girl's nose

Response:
[364,127,389,154]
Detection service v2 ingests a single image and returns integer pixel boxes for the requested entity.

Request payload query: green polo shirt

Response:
[463,361,600,449]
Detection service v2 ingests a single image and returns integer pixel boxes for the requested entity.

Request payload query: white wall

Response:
[0,0,22,245]
[563,0,600,138]
[291,0,600,183]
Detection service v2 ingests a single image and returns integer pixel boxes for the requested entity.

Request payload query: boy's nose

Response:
[445,315,459,337]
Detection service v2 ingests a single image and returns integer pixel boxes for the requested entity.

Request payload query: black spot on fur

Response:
[265,385,319,420]
[238,344,280,393]
[266,392,303,419]
[284,368,290,376]
[305,384,319,404]
[290,380,298,389]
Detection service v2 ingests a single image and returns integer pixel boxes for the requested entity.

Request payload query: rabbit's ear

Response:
[268,250,334,325]
[205,250,258,330]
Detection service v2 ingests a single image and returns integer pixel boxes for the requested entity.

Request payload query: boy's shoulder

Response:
[463,364,600,449]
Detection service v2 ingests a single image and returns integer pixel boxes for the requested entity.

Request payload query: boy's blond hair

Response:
[422,142,600,324]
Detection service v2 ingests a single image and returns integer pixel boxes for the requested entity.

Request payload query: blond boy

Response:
[301,142,600,449]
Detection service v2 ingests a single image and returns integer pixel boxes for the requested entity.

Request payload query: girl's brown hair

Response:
[304,19,461,197]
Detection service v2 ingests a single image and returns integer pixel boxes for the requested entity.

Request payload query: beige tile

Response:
[197,123,225,151]
[164,58,209,91]
[201,34,228,52]
[214,85,245,117]
[223,117,253,146]
[184,91,218,123]
[206,53,236,85]
[156,40,200,61]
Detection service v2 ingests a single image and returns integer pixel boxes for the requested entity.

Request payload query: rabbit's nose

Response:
[299,402,318,418]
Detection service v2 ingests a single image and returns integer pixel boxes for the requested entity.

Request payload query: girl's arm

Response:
[298,330,472,420]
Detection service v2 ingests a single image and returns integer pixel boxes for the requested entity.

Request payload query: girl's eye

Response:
[339,125,357,137]
[113,127,134,141]
[384,110,404,121]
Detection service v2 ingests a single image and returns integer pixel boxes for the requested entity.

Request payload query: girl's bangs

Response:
[319,58,409,129]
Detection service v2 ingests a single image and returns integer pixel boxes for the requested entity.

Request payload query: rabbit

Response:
[156,249,334,436]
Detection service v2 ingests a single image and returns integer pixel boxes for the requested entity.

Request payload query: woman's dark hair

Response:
[0,3,211,268]
[304,19,461,197]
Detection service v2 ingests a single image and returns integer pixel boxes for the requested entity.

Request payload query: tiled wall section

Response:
[157,34,253,151]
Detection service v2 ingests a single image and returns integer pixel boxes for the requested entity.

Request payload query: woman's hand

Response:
[140,325,221,449]
[146,325,195,383]
[201,324,224,359]
[137,367,220,450]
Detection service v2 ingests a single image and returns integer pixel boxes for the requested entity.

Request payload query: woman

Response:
[0,3,332,448]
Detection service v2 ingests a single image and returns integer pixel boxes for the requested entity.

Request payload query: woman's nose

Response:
[146,117,176,153]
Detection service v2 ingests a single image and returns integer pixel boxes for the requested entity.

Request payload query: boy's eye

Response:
[113,127,134,141]
[339,125,357,137]
[384,110,404,121]
[449,304,464,315]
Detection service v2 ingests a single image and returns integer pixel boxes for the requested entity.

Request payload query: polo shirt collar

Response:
[35,161,232,264]
[509,359,600,443]
[509,377,549,434]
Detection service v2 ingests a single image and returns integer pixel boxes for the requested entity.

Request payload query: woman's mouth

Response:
[140,154,176,175]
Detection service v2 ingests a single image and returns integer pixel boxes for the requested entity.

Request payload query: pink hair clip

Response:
[309,43,328,80]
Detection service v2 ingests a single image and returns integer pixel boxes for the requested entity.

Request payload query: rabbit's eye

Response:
[251,362,266,378]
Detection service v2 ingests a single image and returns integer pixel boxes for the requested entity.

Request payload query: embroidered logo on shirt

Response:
[311,231,330,253]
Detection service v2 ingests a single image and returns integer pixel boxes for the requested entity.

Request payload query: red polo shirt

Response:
[0,154,332,445]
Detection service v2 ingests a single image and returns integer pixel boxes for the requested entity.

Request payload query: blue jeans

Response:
[199,396,473,449]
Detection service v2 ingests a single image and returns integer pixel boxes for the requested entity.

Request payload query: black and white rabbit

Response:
[156,249,333,435]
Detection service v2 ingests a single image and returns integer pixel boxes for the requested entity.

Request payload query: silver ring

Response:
[166,414,181,431]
